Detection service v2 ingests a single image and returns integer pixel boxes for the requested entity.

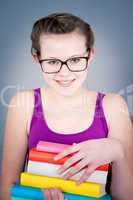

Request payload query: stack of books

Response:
[10,141,111,200]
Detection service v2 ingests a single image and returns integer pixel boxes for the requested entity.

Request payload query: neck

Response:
[45,86,88,108]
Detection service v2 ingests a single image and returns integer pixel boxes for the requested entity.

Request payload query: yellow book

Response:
[20,172,106,198]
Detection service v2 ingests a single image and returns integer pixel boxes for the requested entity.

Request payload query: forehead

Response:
[39,32,86,59]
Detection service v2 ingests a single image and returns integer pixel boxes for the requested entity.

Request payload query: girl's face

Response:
[36,32,94,96]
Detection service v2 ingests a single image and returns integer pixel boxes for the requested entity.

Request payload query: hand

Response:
[44,188,67,200]
[54,138,123,185]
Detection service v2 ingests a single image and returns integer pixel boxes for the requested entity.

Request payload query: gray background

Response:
[0,0,133,167]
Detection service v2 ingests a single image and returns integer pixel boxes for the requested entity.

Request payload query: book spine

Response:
[29,149,109,171]
[11,184,111,200]
[29,148,70,165]
[11,197,32,200]
[27,161,108,184]
[36,141,70,153]
[20,172,105,198]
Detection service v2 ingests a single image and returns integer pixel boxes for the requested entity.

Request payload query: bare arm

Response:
[0,91,33,200]
[103,93,133,200]
[50,92,133,199]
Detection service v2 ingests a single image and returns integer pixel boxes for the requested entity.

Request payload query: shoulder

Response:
[102,92,128,117]
[88,90,127,111]
[102,92,133,138]
[8,88,35,122]
[10,89,34,100]
[9,88,34,108]
[6,88,39,135]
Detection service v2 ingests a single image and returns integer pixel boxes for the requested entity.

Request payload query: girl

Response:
[1,12,133,200]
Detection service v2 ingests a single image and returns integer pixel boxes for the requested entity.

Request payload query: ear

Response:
[87,48,95,64]
[31,53,40,64]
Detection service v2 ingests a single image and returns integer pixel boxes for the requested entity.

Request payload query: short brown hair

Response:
[31,12,95,56]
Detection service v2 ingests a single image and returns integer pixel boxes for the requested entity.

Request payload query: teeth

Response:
[56,79,74,83]
[56,79,75,86]
[60,80,72,83]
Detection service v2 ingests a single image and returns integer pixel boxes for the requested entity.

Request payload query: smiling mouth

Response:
[55,79,75,87]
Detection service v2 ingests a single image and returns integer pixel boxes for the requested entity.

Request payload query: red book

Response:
[29,148,109,171]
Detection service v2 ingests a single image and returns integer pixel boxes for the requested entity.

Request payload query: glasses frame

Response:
[39,54,90,74]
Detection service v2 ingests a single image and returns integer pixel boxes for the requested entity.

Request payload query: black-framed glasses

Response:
[39,54,90,74]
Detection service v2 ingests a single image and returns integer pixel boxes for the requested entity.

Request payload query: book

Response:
[12,197,31,200]
[29,148,109,171]
[29,148,70,165]
[20,172,106,198]
[36,141,70,153]
[11,184,111,200]
[27,160,108,184]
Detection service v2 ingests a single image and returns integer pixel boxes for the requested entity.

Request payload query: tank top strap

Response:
[33,88,43,119]
[95,92,105,112]
[95,92,108,133]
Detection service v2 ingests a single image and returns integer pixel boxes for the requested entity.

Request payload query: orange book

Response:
[29,148,109,171]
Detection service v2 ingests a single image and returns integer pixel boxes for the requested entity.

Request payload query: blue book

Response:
[11,184,111,200]
[12,197,31,200]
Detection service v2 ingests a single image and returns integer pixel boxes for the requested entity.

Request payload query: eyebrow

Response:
[45,53,86,60]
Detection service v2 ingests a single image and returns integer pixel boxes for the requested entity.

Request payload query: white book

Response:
[27,160,108,184]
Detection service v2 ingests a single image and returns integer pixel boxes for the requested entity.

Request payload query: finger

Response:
[44,189,52,200]
[50,188,59,200]
[62,158,89,179]
[76,165,95,185]
[54,144,80,161]
[58,152,83,174]
[57,188,64,200]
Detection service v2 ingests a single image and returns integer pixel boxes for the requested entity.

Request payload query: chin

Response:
[54,86,81,97]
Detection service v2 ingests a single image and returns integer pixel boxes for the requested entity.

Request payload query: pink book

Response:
[36,141,71,153]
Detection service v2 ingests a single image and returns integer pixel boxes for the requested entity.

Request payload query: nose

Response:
[58,63,70,75]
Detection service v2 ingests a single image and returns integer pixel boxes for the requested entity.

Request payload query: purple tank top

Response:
[28,88,108,150]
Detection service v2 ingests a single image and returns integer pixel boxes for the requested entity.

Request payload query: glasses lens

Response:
[67,57,87,71]
[41,59,61,73]
[41,57,88,73]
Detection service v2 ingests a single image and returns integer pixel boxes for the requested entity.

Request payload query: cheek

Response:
[75,70,88,82]
[42,74,55,84]
[42,70,88,88]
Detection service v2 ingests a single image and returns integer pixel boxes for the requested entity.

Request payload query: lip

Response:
[55,79,75,87]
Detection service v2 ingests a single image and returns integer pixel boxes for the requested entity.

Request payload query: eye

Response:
[69,57,81,64]
[47,60,60,65]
